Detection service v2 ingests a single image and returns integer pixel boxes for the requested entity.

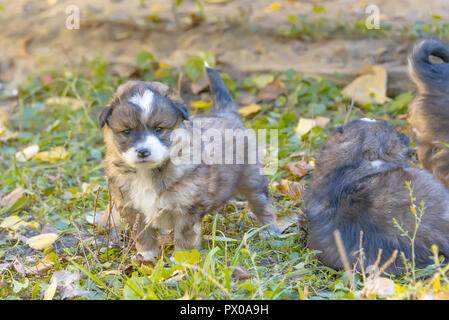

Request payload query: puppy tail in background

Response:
[408,38,449,94]
[204,62,238,114]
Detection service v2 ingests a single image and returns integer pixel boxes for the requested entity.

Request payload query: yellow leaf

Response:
[45,97,84,110]
[43,278,58,300]
[155,62,171,79]
[27,233,58,250]
[342,64,391,105]
[295,118,317,137]
[191,100,213,109]
[150,4,165,13]
[0,216,31,231]
[0,123,5,136]
[264,2,282,12]
[238,104,261,117]
[34,146,70,163]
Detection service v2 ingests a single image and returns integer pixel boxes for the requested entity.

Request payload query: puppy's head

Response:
[99,81,188,169]
[316,118,412,172]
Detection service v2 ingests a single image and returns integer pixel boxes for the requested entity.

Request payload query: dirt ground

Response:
[0,0,448,95]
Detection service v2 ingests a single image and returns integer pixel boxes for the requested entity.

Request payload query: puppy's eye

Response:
[122,129,132,136]
[154,127,164,135]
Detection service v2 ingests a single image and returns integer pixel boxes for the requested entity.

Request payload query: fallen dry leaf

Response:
[27,233,58,250]
[295,118,317,137]
[13,256,54,276]
[15,145,39,162]
[315,116,330,128]
[0,186,25,208]
[43,277,58,300]
[342,64,391,105]
[191,100,213,109]
[0,215,32,231]
[232,265,253,281]
[238,103,261,117]
[257,81,287,101]
[45,96,84,111]
[264,2,283,12]
[362,276,396,297]
[277,212,298,233]
[272,179,306,198]
[50,270,96,300]
[34,146,70,163]
[295,116,330,137]
[282,161,314,178]
[155,62,172,79]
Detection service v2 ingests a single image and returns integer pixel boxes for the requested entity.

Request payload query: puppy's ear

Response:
[174,103,189,120]
[99,106,113,128]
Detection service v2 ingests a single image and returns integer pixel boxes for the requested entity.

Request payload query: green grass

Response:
[0,36,448,300]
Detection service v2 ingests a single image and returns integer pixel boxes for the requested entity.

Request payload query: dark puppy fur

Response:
[408,38,449,188]
[305,118,449,275]
[99,66,279,261]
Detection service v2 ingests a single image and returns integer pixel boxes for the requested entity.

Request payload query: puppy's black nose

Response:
[137,148,151,159]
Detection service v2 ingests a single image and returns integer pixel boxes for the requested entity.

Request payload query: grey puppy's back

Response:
[305,119,449,275]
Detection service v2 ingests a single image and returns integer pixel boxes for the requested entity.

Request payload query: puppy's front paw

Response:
[134,249,159,265]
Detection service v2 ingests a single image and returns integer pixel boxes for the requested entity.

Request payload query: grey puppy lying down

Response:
[99,65,280,261]
[305,118,449,275]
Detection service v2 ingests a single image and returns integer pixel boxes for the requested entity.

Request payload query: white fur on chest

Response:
[119,168,197,229]
[126,174,162,225]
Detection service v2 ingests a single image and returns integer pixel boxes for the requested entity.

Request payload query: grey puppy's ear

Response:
[173,103,189,120]
[99,106,113,128]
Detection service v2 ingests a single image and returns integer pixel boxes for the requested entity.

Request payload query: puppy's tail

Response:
[205,63,238,114]
[408,38,449,94]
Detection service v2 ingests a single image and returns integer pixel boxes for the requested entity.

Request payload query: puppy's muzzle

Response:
[137,148,151,159]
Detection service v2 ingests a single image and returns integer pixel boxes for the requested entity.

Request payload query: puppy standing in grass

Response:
[99,65,279,261]
[305,119,449,275]
[408,38,449,188]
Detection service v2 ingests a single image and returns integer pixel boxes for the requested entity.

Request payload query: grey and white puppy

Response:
[305,118,449,275]
[99,66,279,261]
[408,38,449,189]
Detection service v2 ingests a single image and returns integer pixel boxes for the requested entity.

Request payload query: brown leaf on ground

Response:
[13,256,55,276]
[282,161,314,178]
[272,179,306,198]
[232,265,253,281]
[0,186,25,208]
[257,81,287,101]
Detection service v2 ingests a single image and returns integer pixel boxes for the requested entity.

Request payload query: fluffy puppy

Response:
[99,66,279,261]
[304,118,449,275]
[408,38,449,188]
